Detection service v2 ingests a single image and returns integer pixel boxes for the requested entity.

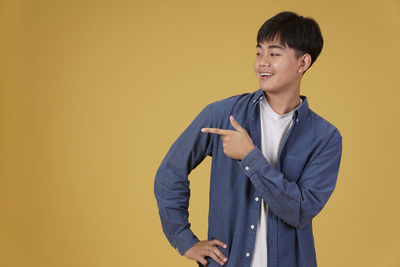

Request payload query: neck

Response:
[263,89,301,115]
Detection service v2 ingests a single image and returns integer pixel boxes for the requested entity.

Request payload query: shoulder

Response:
[210,90,256,116]
[307,108,342,144]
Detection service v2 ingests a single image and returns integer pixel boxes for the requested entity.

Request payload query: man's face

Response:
[254,37,305,94]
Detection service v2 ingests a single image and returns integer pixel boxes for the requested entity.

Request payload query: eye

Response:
[270,53,280,56]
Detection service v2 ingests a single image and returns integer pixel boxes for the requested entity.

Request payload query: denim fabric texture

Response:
[154,88,343,267]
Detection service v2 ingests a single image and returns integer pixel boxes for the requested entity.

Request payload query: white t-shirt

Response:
[250,95,303,267]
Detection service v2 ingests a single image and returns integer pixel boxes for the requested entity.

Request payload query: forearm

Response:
[237,138,342,228]
[154,161,200,255]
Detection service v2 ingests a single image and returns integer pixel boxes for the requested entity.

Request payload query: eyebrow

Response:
[256,44,284,50]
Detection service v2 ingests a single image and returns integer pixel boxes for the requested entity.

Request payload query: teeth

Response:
[261,73,273,76]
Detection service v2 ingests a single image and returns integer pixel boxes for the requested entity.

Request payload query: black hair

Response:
[257,11,323,74]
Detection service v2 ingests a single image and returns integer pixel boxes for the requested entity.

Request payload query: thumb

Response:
[230,115,245,132]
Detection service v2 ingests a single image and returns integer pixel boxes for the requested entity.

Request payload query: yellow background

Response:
[1,0,399,266]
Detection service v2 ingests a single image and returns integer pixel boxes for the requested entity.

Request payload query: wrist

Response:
[241,145,255,160]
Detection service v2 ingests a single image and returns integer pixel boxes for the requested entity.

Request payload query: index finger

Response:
[211,239,227,249]
[201,128,230,135]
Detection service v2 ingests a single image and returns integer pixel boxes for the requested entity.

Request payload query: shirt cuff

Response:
[237,146,270,177]
[237,146,283,210]
[172,227,200,256]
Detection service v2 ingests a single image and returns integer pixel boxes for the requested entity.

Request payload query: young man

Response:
[154,11,342,267]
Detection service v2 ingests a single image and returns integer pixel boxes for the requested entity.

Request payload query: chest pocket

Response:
[282,154,308,182]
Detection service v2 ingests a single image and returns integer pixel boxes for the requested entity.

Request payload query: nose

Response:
[258,54,270,67]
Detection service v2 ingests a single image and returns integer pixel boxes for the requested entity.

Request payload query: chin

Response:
[260,85,279,94]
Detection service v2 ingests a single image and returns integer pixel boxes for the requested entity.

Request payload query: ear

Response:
[297,53,312,74]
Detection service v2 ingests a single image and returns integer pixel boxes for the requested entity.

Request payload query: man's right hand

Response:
[184,239,228,266]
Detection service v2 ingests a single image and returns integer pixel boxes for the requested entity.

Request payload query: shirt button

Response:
[296,118,299,122]
[246,252,250,257]
[255,197,259,201]
[251,225,255,229]
[245,166,250,171]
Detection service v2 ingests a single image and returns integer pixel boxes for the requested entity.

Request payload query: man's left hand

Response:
[201,115,255,160]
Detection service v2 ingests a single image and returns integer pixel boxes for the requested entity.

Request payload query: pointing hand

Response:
[201,115,255,160]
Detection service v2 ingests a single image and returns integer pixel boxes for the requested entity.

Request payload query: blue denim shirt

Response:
[154,88,343,267]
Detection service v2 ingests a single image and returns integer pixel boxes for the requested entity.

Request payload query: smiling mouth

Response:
[260,73,273,79]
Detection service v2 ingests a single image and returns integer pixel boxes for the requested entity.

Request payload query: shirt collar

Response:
[252,88,309,122]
